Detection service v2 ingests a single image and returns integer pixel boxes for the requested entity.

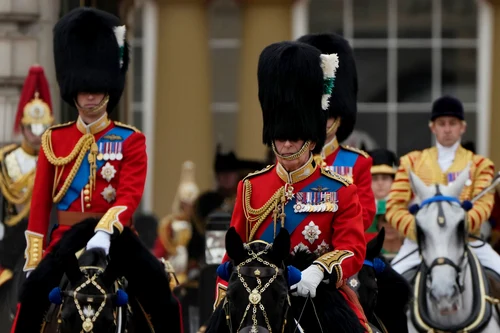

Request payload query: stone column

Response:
[486,0,500,167]
[236,0,294,160]
[153,0,213,218]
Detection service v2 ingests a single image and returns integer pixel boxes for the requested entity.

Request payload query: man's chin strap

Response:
[326,118,341,136]
[74,94,110,115]
[272,141,311,161]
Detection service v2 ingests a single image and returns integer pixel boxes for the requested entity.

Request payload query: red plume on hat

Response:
[14,65,53,134]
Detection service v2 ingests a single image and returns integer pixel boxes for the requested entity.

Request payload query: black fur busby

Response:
[369,148,398,176]
[259,41,326,154]
[53,7,130,112]
[297,33,358,142]
[430,95,465,121]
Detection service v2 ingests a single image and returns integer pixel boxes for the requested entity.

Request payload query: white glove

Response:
[86,230,111,255]
[290,264,324,298]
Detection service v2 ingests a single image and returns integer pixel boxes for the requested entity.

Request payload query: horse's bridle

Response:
[224,244,290,333]
[415,193,469,294]
[60,266,122,333]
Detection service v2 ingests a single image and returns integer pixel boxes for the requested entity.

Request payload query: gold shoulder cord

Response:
[243,179,285,241]
[0,169,35,226]
[0,145,36,226]
[41,130,98,203]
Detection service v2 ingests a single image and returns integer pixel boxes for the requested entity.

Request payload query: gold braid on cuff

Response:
[24,231,44,271]
[95,206,127,234]
[213,283,227,310]
[313,249,354,284]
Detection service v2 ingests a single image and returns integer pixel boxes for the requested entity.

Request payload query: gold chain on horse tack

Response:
[235,247,278,333]
[73,274,107,333]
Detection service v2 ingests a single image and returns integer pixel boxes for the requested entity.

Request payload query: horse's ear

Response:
[443,162,471,198]
[409,170,434,200]
[225,227,246,263]
[271,228,290,263]
[366,227,385,260]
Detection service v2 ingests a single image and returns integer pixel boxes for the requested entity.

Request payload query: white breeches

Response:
[392,238,500,275]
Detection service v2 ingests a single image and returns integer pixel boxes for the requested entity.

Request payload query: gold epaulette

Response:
[47,121,75,131]
[0,144,19,162]
[313,154,326,167]
[114,121,141,133]
[242,164,274,181]
[320,168,352,186]
[340,145,369,158]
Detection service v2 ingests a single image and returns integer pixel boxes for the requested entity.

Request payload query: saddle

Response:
[407,247,499,333]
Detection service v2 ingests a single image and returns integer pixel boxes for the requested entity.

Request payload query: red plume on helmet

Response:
[14,65,53,134]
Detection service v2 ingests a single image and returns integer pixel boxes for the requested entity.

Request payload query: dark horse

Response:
[206,227,366,333]
[349,228,412,333]
[12,218,182,333]
[0,219,27,333]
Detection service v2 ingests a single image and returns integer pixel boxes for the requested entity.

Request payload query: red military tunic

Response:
[23,114,147,271]
[319,137,375,231]
[214,156,367,326]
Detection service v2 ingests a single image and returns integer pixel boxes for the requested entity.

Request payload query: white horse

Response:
[407,167,500,333]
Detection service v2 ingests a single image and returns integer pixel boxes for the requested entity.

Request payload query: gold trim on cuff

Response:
[313,249,354,283]
[95,206,127,234]
[24,231,44,271]
[213,283,227,310]
[0,268,13,286]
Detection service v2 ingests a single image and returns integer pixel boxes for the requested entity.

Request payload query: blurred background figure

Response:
[133,213,159,251]
[154,161,199,288]
[365,148,403,260]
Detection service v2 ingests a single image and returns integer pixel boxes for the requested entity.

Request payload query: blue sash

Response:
[57,126,134,210]
[332,148,358,168]
[260,176,343,243]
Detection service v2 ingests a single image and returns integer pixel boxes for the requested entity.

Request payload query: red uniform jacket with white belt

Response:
[214,156,367,323]
[23,115,147,271]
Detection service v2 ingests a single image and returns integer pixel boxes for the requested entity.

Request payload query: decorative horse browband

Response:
[409,195,473,215]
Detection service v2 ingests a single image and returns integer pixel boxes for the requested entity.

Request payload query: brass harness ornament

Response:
[229,244,281,333]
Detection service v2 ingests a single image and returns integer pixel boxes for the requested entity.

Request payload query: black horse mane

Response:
[14,218,181,333]
[364,228,412,332]
[374,255,412,331]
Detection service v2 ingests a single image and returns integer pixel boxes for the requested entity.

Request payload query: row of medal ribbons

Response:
[293,191,339,213]
[97,142,123,161]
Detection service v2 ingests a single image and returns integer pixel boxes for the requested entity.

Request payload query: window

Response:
[209,0,241,152]
[308,0,478,157]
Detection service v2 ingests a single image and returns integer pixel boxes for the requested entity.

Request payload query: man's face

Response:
[22,126,42,148]
[430,116,466,147]
[371,173,393,200]
[76,92,106,109]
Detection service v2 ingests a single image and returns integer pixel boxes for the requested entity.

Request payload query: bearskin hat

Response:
[297,33,358,142]
[369,148,398,176]
[259,41,327,154]
[53,7,130,112]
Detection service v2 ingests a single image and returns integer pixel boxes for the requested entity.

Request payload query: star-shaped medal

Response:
[100,162,116,182]
[101,185,116,203]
